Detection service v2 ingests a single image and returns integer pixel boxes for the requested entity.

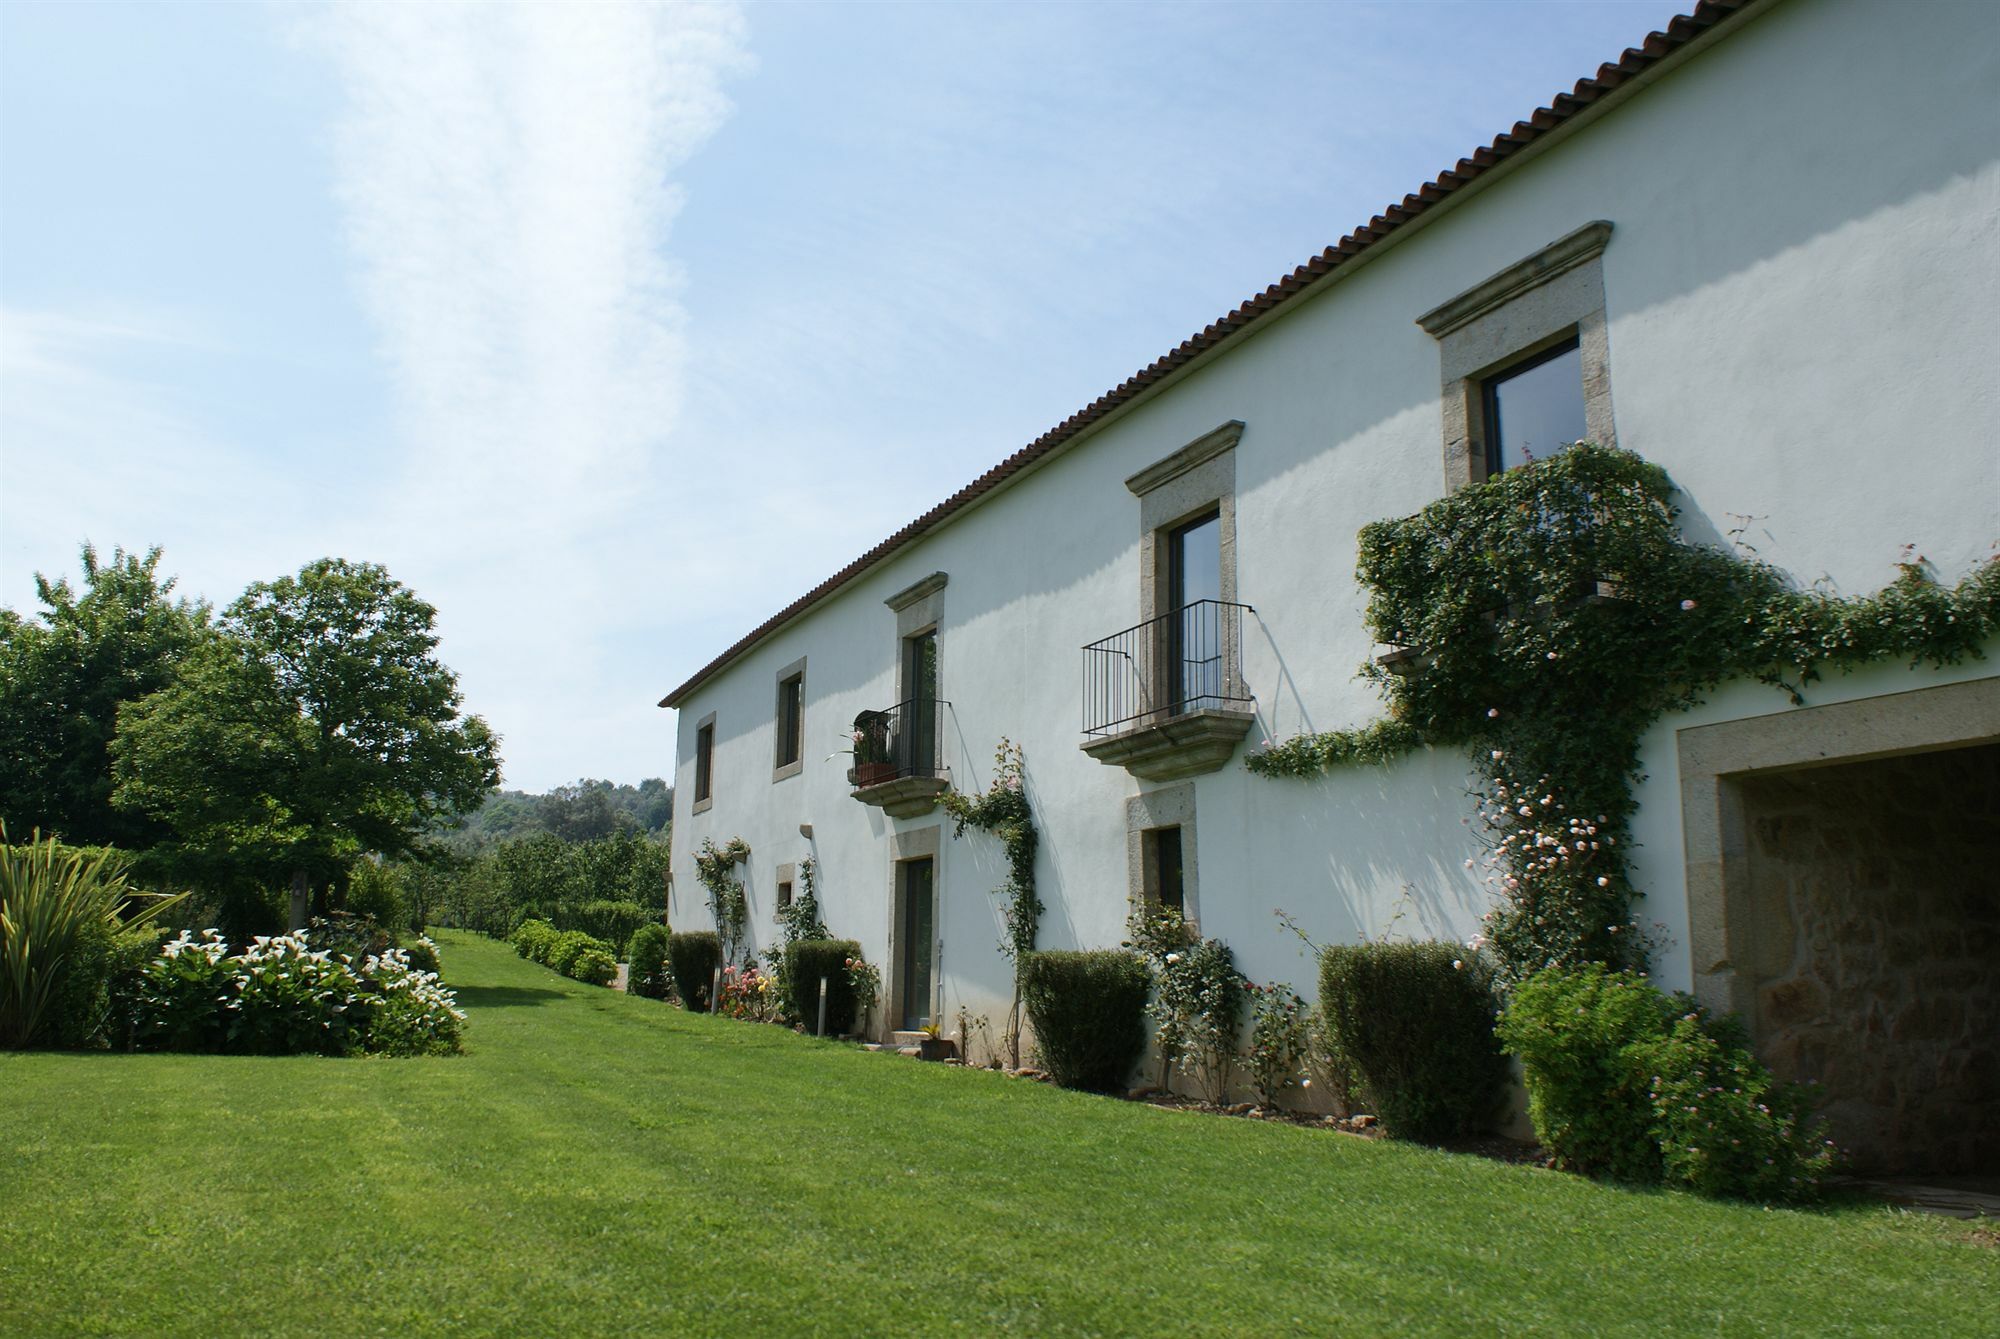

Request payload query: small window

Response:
[694,721,715,804]
[776,880,793,909]
[776,672,804,769]
[1481,336,1584,475]
[1149,826,1185,913]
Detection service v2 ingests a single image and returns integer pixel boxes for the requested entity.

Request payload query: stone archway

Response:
[1677,677,2000,1175]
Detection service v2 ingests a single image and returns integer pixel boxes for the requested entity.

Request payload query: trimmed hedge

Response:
[1319,941,1507,1142]
[668,931,721,1012]
[511,919,616,987]
[1493,964,1671,1181]
[626,924,672,1000]
[785,938,862,1036]
[1020,949,1151,1092]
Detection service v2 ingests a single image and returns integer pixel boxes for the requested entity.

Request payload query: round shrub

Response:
[547,929,610,979]
[510,918,557,964]
[784,939,862,1035]
[626,924,672,999]
[569,947,617,987]
[1020,949,1151,1092]
[667,931,721,1012]
[1494,964,1672,1181]
[1318,941,1507,1142]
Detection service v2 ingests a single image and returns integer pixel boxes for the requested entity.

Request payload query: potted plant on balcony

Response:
[847,709,897,788]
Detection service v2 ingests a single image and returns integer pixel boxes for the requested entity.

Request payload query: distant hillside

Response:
[440,778,671,852]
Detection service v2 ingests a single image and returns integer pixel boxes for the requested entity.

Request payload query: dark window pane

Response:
[1153,827,1185,913]
[777,675,803,767]
[777,881,792,908]
[695,723,714,802]
[1486,340,1585,472]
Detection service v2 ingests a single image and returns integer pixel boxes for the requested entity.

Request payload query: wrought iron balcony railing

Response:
[1080,599,1253,738]
[848,697,949,786]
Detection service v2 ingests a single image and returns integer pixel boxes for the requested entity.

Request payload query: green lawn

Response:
[2,933,1992,1336]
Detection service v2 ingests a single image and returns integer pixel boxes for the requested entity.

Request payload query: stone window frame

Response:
[1675,677,2000,1021]
[885,572,947,705]
[774,860,796,910]
[1416,221,1615,490]
[772,656,807,783]
[1125,420,1242,630]
[884,823,943,1036]
[691,711,716,815]
[1125,782,1199,926]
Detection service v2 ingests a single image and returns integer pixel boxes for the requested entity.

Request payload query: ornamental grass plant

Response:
[0,826,185,1048]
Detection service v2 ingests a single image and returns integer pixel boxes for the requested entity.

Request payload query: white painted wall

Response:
[669,0,2000,1036]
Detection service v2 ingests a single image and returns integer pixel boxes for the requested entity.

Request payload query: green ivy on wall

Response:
[1248,444,1998,980]
[693,836,752,963]
[942,738,1040,1067]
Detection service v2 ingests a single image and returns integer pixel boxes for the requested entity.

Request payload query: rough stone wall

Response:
[1737,744,2000,1175]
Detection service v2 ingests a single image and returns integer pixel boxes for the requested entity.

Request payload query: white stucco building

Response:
[663,0,1998,1172]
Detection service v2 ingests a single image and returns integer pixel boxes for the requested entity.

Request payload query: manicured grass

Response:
[2,933,1992,1336]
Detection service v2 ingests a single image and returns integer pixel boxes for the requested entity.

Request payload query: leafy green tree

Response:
[112,558,499,926]
[0,545,209,848]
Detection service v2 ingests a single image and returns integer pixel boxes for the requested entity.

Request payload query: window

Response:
[1148,826,1186,912]
[1481,336,1585,475]
[773,658,806,781]
[777,880,793,909]
[1126,783,1197,920]
[693,717,715,812]
[1417,221,1615,489]
[1167,510,1223,712]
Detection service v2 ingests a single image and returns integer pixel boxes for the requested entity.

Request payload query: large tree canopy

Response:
[0,545,209,848]
[112,558,500,921]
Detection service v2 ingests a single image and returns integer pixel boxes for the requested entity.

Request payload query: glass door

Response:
[1167,511,1222,712]
[901,629,938,777]
[898,857,934,1031]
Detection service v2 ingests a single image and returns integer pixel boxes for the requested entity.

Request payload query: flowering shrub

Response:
[403,935,442,977]
[227,932,373,1055]
[1497,965,1835,1201]
[717,962,779,1022]
[133,928,232,1052]
[1244,981,1311,1108]
[1637,1017,1837,1202]
[132,929,464,1057]
[1126,902,1242,1102]
[359,946,466,1056]
[846,954,881,1033]
[1318,941,1507,1141]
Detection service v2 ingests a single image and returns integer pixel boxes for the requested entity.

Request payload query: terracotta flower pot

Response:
[853,761,897,787]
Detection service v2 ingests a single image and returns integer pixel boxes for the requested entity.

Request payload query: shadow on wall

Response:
[1257,751,1489,956]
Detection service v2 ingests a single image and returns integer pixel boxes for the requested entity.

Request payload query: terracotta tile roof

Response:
[660,0,1760,709]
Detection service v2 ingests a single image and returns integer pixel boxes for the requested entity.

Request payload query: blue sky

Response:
[0,0,1686,791]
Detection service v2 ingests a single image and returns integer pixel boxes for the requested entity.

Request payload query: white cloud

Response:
[305,1,751,787]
